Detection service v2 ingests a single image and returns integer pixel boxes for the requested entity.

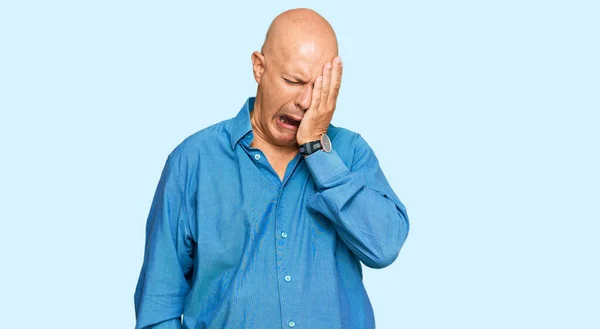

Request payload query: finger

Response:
[309,76,323,111]
[320,62,332,110]
[328,57,343,106]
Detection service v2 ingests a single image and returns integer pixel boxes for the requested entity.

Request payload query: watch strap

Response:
[299,140,323,156]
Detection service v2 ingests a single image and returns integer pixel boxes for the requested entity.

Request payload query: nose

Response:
[295,84,313,111]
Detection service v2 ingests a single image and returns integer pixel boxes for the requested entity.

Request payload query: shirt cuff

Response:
[304,149,350,189]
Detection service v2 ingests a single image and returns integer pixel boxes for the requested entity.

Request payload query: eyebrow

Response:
[285,74,310,84]
[284,67,311,81]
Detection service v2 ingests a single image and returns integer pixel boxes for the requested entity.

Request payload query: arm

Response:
[297,57,409,268]
[305,134,410,268]
[134,155,194,329]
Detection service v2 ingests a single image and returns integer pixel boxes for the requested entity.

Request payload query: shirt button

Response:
[285,275,291,282]
[281,232,287,238]
[288,321,295,327]
[254,154,261,160]
[245,135,251,140]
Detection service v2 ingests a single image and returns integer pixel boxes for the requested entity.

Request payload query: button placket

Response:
[275,181,303,329]
[274,190,292,328]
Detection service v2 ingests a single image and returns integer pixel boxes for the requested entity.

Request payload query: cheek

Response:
[265,80,294,109]
[267,77,287,96]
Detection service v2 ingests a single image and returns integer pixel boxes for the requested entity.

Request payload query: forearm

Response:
[305,149,409,268]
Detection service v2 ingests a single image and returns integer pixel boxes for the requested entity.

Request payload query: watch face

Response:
[321,134,332,153]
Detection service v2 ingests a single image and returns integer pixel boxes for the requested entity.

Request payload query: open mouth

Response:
[278,115,301,129]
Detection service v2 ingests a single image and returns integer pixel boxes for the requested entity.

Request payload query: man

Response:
[134,8,409,329]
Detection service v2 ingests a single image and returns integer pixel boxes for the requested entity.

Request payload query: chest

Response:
[191,157,335,269]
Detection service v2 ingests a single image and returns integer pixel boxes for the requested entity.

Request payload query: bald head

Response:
[261,8,338,57]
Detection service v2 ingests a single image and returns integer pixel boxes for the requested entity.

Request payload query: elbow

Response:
[364,213,410,269]
[361,236,403,269]
[363,249,400,269]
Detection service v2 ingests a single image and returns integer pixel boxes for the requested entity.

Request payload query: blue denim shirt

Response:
[134,98,410,329]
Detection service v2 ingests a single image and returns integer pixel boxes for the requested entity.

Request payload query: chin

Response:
[273,130,298,146]
[278,134,298,147]
[270,121,298,146]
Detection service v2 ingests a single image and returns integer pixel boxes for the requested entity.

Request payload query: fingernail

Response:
[326,62,332,69]
[334,57,341,65]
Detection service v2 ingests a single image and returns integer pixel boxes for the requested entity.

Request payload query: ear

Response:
[251,51,266,84]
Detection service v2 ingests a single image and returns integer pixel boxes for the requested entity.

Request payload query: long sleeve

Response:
[304,134,410,269]
[134,155,195,329]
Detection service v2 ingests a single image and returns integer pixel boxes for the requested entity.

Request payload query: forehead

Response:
[274,40,336,80]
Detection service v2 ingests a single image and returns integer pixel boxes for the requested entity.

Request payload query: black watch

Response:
[299,133,332,157]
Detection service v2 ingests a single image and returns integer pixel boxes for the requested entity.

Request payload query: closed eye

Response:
[283,78,302,85]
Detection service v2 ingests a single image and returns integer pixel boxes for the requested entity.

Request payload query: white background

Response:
[1,1,598,328]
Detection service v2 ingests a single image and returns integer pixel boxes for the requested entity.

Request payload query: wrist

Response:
[297,133,325,146]
[297,137,319,146]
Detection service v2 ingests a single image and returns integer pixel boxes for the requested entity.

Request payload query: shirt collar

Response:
[230,97,255,150]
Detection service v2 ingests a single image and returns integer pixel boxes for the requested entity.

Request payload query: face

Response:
[251,40,336,147]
